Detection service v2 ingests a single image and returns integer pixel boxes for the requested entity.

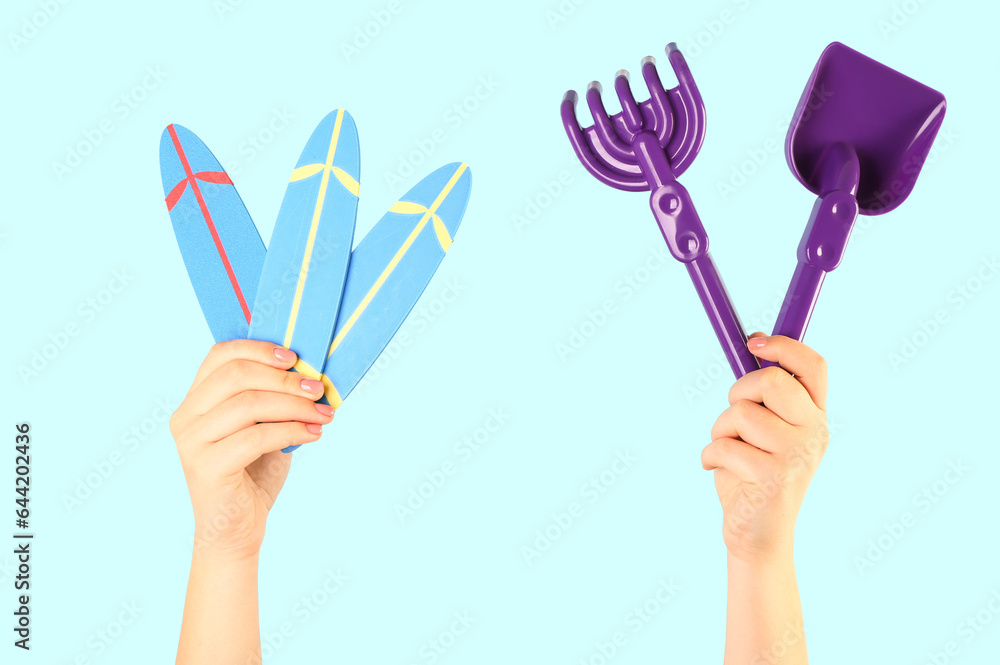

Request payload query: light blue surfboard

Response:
[323,162,472,407]
[247,109,360,381]
[159,124,265,342]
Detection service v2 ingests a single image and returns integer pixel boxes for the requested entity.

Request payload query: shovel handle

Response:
[761,262,827,369]
[762,187,857,370]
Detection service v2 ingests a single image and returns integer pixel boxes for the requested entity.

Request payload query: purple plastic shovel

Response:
[762,42,946,368]
[562,43,760,379]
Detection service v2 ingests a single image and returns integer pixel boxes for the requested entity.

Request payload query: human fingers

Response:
[746,335,828,410]
[711,399,799,454]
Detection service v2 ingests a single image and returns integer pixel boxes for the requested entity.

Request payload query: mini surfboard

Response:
[280,161,472,452]
[159,124,265,342]
[324,162,472,406]
[247,109,360,384]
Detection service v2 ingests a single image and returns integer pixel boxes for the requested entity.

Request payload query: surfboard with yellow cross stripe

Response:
[316,161,472,409]
[247,109,360,379]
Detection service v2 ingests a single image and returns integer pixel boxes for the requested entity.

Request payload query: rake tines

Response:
[561,43,706,192]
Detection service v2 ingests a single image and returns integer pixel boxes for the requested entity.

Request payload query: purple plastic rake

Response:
[562,43,759,379]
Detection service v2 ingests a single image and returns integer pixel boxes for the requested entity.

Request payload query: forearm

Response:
[724,551,807,665]
[176,549,261,665]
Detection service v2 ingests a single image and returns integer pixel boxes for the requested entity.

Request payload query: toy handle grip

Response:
[688,254,761,379]
[760,262,827,369]
[761,189,856,369]
[647,180,759,379]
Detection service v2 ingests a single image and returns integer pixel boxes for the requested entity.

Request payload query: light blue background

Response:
[4,0,998,663]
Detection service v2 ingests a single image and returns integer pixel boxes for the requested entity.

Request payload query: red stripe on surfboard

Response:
[165,171,231,210]
[165,179,188,210]
[166,124,252,324]
[195,171,233,185]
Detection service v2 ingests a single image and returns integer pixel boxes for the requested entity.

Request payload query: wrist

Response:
[191,539,262,566]
[727,544,794,572]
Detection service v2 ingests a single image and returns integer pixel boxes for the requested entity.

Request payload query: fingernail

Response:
[274,347,296,363]
[314,403,334,417]
[305,423,322,435]
[748,336,768,350]
[300,378,323,393]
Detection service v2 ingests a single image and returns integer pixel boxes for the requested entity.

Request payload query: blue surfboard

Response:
[159,124,265,342]
[323,162,472,407]
[247,109,360,383]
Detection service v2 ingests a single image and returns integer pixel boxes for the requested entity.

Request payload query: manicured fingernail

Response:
[274,347,296,362]
[305,423,322,434]
[314,403,334,417]
[748,336,768,350]
[300,378,323,393]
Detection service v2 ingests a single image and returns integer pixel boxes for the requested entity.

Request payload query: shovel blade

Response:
[786,42,946,215]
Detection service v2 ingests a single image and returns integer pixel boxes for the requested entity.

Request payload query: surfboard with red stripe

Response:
[159,123,265,342]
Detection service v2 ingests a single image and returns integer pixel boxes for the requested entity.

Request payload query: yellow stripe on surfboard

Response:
[293,358,344,408]
[327,163,467,359]
[283,109,358,348]
[388,201,453,251]
[290,163,360,196]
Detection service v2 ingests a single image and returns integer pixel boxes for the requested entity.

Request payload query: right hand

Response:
[169,339,334,560]
[700,334,830,564]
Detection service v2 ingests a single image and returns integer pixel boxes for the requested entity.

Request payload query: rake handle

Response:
[687,255,761,379]
[647,178,759,379]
